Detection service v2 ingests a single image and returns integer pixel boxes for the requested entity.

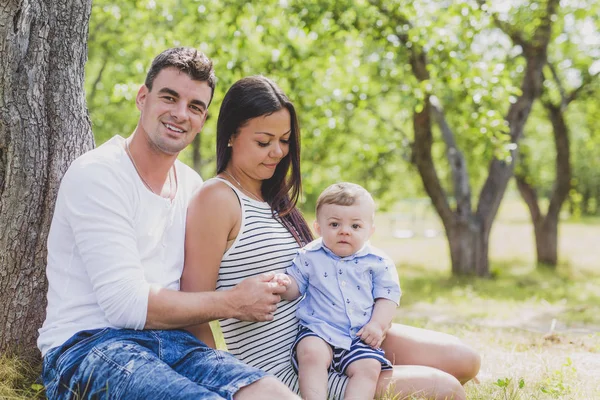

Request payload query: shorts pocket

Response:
[55,328,111,372]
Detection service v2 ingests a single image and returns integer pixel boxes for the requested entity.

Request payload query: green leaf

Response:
[31,383,44,391]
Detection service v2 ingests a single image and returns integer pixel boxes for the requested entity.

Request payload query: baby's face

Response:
[315,199,375,258]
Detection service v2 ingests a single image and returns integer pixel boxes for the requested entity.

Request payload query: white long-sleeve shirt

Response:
[37,136,202,356]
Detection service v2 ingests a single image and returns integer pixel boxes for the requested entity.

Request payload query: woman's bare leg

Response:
[376,366,466,400]
[296,336,333,400]
[380,323,481,384]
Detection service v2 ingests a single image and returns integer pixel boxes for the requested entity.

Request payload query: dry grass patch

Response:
[0,355,43,399]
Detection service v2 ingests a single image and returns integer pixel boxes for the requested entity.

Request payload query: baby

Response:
[276,182,401,400]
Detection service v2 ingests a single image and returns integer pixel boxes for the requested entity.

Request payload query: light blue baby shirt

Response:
[286,238,401,350]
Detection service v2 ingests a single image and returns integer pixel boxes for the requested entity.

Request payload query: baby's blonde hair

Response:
[315,182,375,218]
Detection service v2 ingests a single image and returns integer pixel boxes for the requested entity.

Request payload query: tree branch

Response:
[547,62,567,109]
[369,0,471,222]
[475,0,528,49]
[544,62,597,110]
[365,105,410,142]
[89,50,108,105]
[515,173,542,224]
[430,96,472,217]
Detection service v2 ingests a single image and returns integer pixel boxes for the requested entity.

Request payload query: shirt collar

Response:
[306,238,373,260]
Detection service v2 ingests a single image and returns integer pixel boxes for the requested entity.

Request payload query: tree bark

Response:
[376,0,558,276]
[192,131,201,173]
[516,99,571,267]
[0,0,93,362]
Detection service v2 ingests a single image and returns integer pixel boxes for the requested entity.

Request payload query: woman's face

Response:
[229,108,292,182]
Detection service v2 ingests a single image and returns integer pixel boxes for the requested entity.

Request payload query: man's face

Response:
[136,67,212,155]
[314,198,375,258]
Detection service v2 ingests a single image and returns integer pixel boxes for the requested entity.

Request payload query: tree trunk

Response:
[516,174,560,265]
[535,218,558,266]
[411,94,490,276]
[446,217,489,276]
[0,0,93,362]
[516,100,571,268]
[389,0,558,276]
[192,131,201,173]
[543,102,571,264]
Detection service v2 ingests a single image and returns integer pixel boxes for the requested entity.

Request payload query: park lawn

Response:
[2,198,599,399]
[369,196,600,399]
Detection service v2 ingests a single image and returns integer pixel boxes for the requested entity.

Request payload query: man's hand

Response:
[228,272,285,322]
[357,321,385,348]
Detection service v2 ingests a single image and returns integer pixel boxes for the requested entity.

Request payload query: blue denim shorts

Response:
[291,326,393,375]
[42,328,267,399]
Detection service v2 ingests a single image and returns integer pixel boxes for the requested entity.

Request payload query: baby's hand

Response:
[272,273,292,288]
[357,322,384,349]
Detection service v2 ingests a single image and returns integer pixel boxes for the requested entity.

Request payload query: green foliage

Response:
[538,358,578,397]
[85,0,599,215]
[493,377,526,400]
[570,97,600,216]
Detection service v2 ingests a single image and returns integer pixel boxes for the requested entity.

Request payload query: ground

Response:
[370,195,600,399]
[2,195,598,399]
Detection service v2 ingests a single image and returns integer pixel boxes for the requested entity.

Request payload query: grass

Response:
[369,197,600,399]
[0,355,44,399]
[3,197,599,399]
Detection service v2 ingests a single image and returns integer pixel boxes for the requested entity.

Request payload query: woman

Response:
[181,76,480,399]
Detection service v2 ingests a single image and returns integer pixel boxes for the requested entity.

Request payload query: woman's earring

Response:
[227,141,232,147]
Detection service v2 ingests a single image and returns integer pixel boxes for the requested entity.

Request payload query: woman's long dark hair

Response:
[216,76,312,245]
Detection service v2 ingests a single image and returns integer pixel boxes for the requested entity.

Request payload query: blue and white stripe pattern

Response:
[291,326,393,375]
[215,178,348,398]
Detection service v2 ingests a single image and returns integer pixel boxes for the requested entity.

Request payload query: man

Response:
[38,47,298,399]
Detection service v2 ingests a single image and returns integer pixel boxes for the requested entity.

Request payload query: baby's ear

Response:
[370,224,376,236]
[313,220,321,236]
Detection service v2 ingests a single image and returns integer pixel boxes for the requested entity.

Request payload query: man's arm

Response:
[66,160,283,331]
[180,179,287,341]
[147,272,285,329]
[65,160,154,329]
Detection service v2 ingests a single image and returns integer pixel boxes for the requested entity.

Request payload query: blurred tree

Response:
[83,0,598,275]
[517,66,597,267]
[0,0,94,361]
[292,0,558,275]
[569,93,600,216]
[516,1,599,267]
[86,0,419,210]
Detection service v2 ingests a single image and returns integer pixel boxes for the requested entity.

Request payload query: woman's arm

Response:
[178,180,286,340]
[180,180,242,347]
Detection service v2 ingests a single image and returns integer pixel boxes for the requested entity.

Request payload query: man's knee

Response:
[234,376,299,400]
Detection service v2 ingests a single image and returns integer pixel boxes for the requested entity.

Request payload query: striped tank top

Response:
[215,178,348,398]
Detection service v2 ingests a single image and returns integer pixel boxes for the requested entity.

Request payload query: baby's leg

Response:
[296,336,333,400]
[344,358,382,400]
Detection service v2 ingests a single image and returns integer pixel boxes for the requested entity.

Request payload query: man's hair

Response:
[144,47,216,105]
[316,182,375,217]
